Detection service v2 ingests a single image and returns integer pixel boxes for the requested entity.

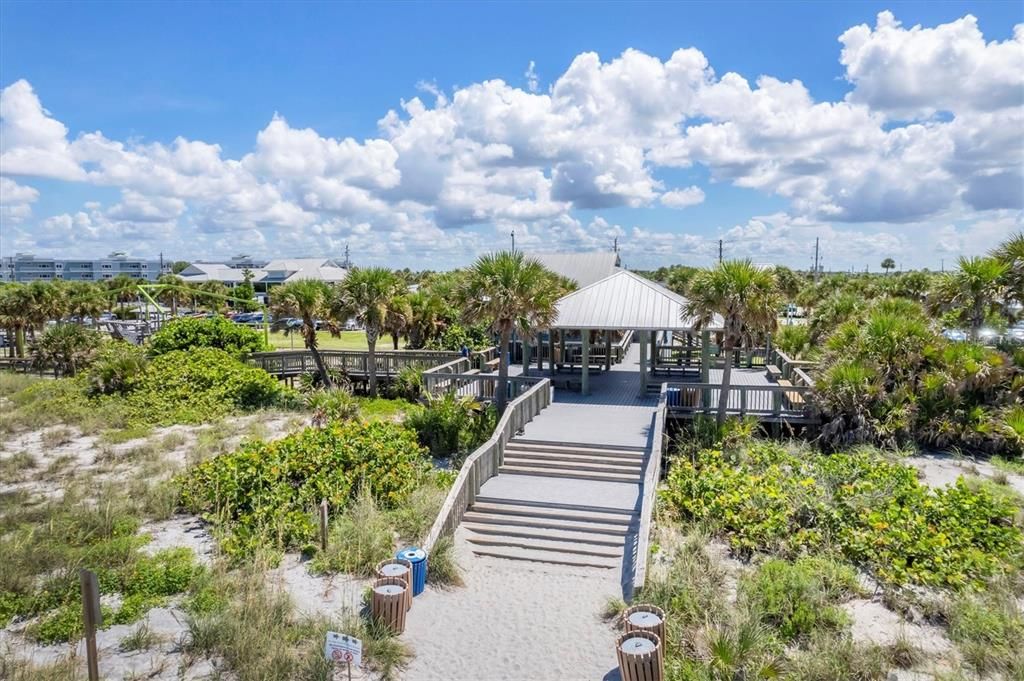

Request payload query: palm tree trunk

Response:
[391,332,400,350]
[304,320,333,390]
[496,327,511,414]
[716,339,735,425]
[367,331,379,396]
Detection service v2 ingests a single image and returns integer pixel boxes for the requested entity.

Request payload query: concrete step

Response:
[461,511,631,536]
[470,545,619,569]
[463,522,629,547]
[503,448,646,467]
[507,440,646,457]
[498,464,643,484]
[465,533,624,559]
[473,495,636,516]
[503,456,642,475]
[468,501,636,526]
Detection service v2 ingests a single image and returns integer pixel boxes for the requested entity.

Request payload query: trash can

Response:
[623,604,666,644]
[616,630,663,681]
[371,577,408,634]
[396,547,427,596]
[667,387,680,408]
[376,558,413,611]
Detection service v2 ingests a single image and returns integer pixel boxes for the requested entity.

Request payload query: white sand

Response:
[401,528,622,681]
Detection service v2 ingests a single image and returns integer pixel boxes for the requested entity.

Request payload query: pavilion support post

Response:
[605,331,612,372]
[639,330,648,394]
[522,336,531,375]
[538,333,544,372]
[559,330,566,371]
[549,330,556,376]
[581,329,590,396]
[700,330,711,383]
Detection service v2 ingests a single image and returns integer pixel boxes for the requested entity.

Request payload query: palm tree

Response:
[0,284,32,357]
[270,280,337,389]
[458,251,560,414]
[334,267,402,396]
[406,289,446,348]
[384,292,412,350]
[991,232,1023,307]
[931,256,1009,341]
[66,281,108,325]
[881,258,896,275]
[684,260,780,424]
[156,273,185,317]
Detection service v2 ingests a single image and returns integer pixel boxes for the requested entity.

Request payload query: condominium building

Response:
[0,252,168,283]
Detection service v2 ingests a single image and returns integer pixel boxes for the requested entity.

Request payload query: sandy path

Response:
[402,529,622,681]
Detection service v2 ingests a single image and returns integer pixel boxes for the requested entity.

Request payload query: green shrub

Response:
[783,632,889,681]
[85,341,148,396]
[663,441,1023,589]
[125,348,290,424]
[180,420,429,557]
[147,315,269,357]
[406,392,495,463]
[32,324,103,377]
[304,389,360,427]
[740,557,855,642]
[389,365,424,401]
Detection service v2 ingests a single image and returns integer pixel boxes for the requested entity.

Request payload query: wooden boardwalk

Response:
[461,343,659,595]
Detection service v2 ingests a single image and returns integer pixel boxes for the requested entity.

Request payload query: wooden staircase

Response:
[461,438,643,569]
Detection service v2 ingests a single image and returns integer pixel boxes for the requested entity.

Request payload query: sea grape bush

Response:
[128,348,288,424]
[147,315,270,357]
[663,441,1023,589]
[180,420,429,557]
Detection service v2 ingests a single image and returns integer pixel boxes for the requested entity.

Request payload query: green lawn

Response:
[353,396,414,422]
[267,330,369,351]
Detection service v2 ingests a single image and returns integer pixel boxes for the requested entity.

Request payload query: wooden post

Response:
[80,569,101,681]
[581,329,590,395]
[548,330,556,376]
[559,330,566,371]
[538,332,544,372]
[639,331,648,394]
[319,499,329,552]
[700,330,711,383]
[605,331,612,372]
[522,336,531,374]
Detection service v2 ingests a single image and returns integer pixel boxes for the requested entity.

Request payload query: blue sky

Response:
[1,1,1022,270]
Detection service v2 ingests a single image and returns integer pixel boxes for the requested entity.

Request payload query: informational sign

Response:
[325,631,362,667]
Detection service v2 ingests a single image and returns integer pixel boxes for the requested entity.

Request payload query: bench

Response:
[776,379,806,407]
[483,358,501,373]
[765,364,782,380]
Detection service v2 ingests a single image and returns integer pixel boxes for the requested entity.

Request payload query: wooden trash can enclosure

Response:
[375,558,413,611]
[616,631,664,681]
[623,604,666,643]
[371,577,409,634]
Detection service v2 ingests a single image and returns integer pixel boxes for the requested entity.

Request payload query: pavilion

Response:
[536,270,724,395]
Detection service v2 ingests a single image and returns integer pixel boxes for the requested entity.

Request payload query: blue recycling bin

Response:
[397,547,427,596]
[667,387,681,408]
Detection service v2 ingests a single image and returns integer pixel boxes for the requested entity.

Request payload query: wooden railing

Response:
[422,372,543,401]
[664,382,817,422]
[422,378,553,553]
[766,347,817,387]
[247,349,460,378]
[0,357,39,374]
[633,383,668,592]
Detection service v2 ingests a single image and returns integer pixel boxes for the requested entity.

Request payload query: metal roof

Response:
[550,269,724,331]
[528,251,620,288]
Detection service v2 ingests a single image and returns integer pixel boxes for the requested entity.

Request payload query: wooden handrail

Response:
[633,383,668,592]
[422,378,552,554]
[663,382,817,420]
[246,349,461,377]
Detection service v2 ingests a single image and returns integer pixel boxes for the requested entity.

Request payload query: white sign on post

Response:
[325,631,362,667]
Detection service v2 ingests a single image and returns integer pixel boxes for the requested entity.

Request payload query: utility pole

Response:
[511,230,516,253]
[941,258,944,273]
[613,236,618,253]
[718,239,723,264]
[344,244,351,269]
[813,238,820,282]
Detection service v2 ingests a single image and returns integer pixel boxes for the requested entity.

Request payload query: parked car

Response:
[942,329,968,342]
